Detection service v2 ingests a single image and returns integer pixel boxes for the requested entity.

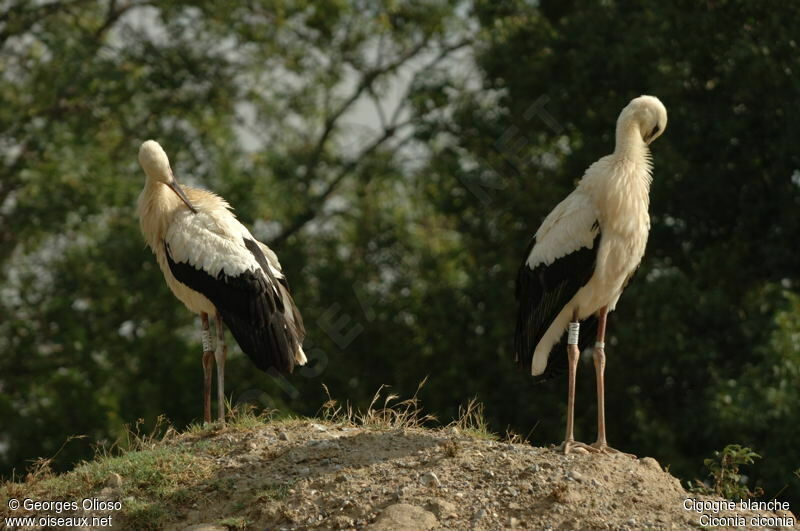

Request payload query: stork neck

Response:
[144,178,182,207]
[138,178,184,246]
[613,120,647,159]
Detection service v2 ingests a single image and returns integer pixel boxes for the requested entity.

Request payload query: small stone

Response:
[639,456,661,472]
[278,430,290,441]
[568,470,584,482]
[370,504,437,530]
[484,470,495,479]
[425,499,456,518]
[591,479,602,487]
[627,518,637,526]
[106,472,123,488]
[392,486,411,500]
[328,515,354,529]
[309,439,339,450]
[419,471,441,488]
[310,422,328,432]
[472,509,487,522]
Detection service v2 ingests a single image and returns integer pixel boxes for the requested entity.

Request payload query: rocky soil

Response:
[174,422,795,530]
[2,419,796,530]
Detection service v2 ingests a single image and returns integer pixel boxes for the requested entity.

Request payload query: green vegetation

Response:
[452,399,498,441]
[217,516,250,530]
[691,444,764,500]
[0,407,280,526]
[1,0,798,506]
[1,433,215,528]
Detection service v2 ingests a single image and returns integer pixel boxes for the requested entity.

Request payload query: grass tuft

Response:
[252,482,291,502]
[218,515,250,529]
[450,398,497,440]
[320,378,437,430]
[124,499,167,530]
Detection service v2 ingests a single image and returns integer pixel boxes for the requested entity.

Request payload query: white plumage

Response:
[137,140,306,423]
[166,209,277,283]
[514,95,667,454]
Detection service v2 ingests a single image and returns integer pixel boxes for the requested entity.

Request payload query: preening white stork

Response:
[514,95,667,454]
[137,140,306,423]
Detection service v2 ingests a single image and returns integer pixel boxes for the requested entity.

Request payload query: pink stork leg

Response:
[560,310,597,454]
[200,312,214,424]
[591,306,633,456]
[215,313,227,422]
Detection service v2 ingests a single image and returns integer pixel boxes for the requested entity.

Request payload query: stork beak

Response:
[167,177,197,214]
[644,124,661,145]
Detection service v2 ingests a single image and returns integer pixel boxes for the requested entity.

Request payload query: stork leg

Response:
[559,311,597,455]
[215,313,227,423]
[201,312,214,424]
[591,306,633,456]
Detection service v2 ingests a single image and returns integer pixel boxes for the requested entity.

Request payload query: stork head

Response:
[618,95,667,145]
[138,140,197,213]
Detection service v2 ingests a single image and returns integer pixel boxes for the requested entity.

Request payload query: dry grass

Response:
[449,397,497,440]
[319,378,437,430]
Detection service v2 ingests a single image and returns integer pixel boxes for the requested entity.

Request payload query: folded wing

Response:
[164,211,302,374]
[514,191,601,376]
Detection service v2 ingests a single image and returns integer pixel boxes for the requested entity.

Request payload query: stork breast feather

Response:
[166,211,258,278]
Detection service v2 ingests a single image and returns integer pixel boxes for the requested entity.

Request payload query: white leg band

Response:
[567,322,580,345]
[202,328,213,352]
[595,341,605,349]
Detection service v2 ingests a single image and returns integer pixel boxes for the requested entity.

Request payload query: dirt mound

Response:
[3,418,795,530]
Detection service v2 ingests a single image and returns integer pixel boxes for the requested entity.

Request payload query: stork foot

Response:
[590,441,636,458]
[558,440,599,455]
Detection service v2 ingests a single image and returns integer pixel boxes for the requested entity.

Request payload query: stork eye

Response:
[651,124,660,136]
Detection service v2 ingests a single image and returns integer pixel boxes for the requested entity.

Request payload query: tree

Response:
[0,0,469,475]
[422,0,800,503]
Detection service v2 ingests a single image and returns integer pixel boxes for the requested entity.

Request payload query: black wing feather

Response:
[243,238,306,352]
[514,229,601,378]
[165,239,301,374]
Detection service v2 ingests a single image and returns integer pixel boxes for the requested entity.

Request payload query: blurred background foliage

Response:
[1,0,798,504]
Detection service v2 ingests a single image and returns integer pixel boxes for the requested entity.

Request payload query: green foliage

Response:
[691,445,764,501]
[122,500,167,530]
[217,516,250,530]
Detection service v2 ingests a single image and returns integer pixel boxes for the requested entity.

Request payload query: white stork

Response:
[514,95,667,454]
[137,140,307,423]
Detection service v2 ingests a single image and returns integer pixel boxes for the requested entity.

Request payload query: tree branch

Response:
[267,37,472,247]
[303,36,431,181]
[389,38,472,127]
[267,120,413,247]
